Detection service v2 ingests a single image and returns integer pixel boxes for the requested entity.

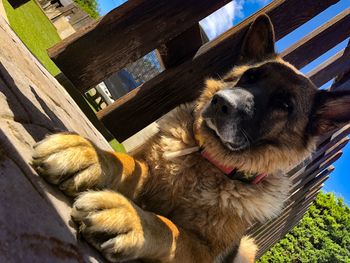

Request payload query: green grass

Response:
[109,139,126,153]
[3,0,61,76]
[3,0,126,152]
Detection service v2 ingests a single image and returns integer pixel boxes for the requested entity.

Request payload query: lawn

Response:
[3,0,125,152]
[3,0,61,76]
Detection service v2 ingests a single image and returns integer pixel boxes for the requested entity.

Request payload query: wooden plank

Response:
[249,150,340,240]
[0,16,110,261]
[97,0,340,141]
[256,174,330,250]
[290,137,348,183]
[257,195,320,254]
[287,126,350,178]
[157,24,204,68]
[331,72,350,91]
[249,160,337,238]
[281,8,350,69]
[307,48,350,87]
[255,153,340,254]
[257,203,315,257]
[48,0,232,89]
[255,188,323,251]
[257,202,314,246]
[251,186,322,241]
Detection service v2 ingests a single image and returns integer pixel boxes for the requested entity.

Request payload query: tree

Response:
[73,0,100,19]
[258,192,350,263]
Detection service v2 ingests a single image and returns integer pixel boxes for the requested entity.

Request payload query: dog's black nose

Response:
[211,93,233,114]
[204,89,254,120]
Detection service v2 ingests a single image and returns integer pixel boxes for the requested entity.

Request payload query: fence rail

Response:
[96,0,342,141]
[47,0,350,259]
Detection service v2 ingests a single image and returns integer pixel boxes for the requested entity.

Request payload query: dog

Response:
[32,14,350,263]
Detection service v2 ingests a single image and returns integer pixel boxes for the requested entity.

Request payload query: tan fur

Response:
[32,17,321,262]
[233,236,258,263]
[194,58,316,175]
[33,100,294,262]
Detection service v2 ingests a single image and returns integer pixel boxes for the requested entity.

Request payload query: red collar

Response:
[193,124,267,184]
[201,150,267,184]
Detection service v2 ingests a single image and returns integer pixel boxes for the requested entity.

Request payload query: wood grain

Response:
[282,8,350,69]
[157,24,204,68]
[0,16,109,262]
[97,0,340,141]
[307,48,350,87]
[48,0,231,89]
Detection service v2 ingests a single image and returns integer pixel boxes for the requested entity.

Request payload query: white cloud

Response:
[200,1,243,40]
[199,0,271,40]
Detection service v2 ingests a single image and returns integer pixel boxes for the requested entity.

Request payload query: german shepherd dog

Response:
[32,15,350,262]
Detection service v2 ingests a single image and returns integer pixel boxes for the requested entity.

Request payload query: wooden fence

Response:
[47,0,350,259]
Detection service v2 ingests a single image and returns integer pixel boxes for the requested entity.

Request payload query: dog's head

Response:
[194,14,350,173]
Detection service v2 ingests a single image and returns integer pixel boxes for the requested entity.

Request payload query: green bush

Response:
[73,0,100,19]
[259,192,350,263]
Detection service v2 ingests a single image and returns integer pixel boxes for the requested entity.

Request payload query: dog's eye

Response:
[281,102,291,110]
[240,69,260,84]
[274,99,293,112]
[246,73,256,82]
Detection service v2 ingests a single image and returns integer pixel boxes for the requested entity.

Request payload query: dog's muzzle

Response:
[201,88,254,151]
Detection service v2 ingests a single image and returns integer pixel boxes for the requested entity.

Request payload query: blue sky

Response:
[97,0,350,204]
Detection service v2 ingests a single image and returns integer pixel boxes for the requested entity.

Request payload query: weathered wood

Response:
[257,203,316,256]
[0,16,109,262]
[97,0,340,141]
[247,142,342,241]
[48,0,232,89]
[307,48,350,87]
[157,24,204,68]
[55,72,115,141]
[331,71,350,91]
[281,8,350,69]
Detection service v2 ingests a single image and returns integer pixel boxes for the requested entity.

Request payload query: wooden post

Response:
[0,16,108,262]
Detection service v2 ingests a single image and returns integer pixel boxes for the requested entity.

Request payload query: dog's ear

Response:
[309,90,350,136]
[239,14,276,63]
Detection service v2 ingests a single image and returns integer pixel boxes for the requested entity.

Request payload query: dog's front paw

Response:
[32,133,109,196]
[72,191,147,262]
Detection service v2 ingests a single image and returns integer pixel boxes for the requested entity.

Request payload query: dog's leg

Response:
[72,190,214,263]
[233,236,258,263]
[32,133,147,197]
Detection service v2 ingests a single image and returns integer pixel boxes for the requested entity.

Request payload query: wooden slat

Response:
[257,203,315,257]
[290,138,348,183]
[48,0,232,89]
[256,184,325,251]
[248,144,342,238]
[257,172,331,248]
[331,72,350,91]
[257,196,320,254]
[249,144,344,241]
[330,39,350,90]
[255,152,341,255]
[0,16,110,262]
[157,24,204,68]
[307,48,350,87]
[257,201,315,246]
[282,8,350,69]
[97,0,340,141]
[288,126,350,179]
[252,186,322,242]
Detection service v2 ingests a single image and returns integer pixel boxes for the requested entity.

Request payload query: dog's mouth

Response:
[204,118,249,152]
